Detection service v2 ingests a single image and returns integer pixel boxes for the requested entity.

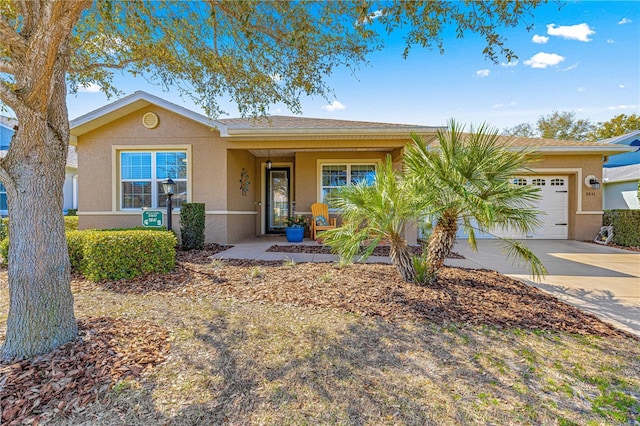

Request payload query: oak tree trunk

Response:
[0,44,77,361]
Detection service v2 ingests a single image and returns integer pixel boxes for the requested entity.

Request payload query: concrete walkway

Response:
[210,235,395,264]
[212,236,640,337]
[453,240,640,337]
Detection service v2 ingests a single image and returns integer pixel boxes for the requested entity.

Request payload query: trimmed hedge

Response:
[79,230,176,281]
[64,216,78,231]
[180,203,205,250]
[603,209,640,247]
[1,229,176,281]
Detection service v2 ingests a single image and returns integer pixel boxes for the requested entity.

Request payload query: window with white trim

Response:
[532,178,546,186]
[321,163,376,208]
[120,151,187,209]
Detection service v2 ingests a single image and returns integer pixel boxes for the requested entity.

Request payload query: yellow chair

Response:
[310,202,337,240]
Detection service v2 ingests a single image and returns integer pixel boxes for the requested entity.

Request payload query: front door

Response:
[265,167,290,233]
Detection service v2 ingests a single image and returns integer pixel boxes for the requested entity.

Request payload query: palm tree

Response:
[404,119,547,280]
[321,156,422,282]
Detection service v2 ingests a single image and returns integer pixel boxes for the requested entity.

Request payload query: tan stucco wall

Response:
[294,150,389,214]
[522,153,605,240]
[226,149,258,241]
[77,106,236,242]
[76,108,608,243]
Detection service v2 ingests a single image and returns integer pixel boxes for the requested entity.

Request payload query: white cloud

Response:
[619,84,625,89]
[607,39,615,44]
[523,52,565,69]
[577,87,585,92]
[546,23,595,42]
[618,18,632,25]
[492,101,517,109]
[370,10,383,20]
[500,60,518,67]
[78,83,101,93]
[532,34,549,44]
[608,104,636,111]
[562,63,579,71]
[475,69,490,78]
[321,100,346,112]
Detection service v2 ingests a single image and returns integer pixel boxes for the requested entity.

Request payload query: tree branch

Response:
[0,59,15,75]
[0,16,27,54]
[68,57,141,74]
[0,79,21,111]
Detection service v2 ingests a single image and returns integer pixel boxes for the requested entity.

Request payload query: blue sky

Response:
[68,1,639,130]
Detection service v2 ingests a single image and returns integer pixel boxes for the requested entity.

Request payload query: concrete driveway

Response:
[451,240,640,337]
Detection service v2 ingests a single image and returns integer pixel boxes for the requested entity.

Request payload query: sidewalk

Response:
[210,236,478,267]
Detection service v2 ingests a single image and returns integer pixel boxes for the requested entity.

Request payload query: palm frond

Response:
[499,238,548,280]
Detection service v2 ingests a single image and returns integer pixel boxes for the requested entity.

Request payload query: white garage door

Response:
[456,175,569,240]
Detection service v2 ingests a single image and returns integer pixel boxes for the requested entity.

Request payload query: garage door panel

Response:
[458,176,568,240]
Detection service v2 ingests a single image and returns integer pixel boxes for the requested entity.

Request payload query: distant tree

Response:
[0,0,545,360]
[503,122,537,138]
[537,111,594,141]
[588,114,640,141]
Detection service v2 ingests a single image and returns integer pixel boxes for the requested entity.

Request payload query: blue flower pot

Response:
[285,226,304,242]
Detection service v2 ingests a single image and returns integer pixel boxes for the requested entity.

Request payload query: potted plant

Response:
[284,216,307,242]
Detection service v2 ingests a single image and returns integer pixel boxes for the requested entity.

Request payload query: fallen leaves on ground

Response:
[1,244,635,424]
[0,318,170,425]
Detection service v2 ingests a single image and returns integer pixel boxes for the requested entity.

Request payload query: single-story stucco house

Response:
[0,116,78,216]
[601,130,640,210]
[69,91,634,244]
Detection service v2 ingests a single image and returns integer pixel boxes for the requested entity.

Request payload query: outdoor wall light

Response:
[584,175,601,190]
[266,149,272,170]
[162,177,176,231]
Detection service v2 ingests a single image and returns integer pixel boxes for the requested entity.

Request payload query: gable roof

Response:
[597,130,640,146]
[69,91,229,141]
[67,91,638,154]
[603,163,640,183]
[70,91,441,141]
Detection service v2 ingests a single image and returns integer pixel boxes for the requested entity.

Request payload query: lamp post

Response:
[162,177,176,231]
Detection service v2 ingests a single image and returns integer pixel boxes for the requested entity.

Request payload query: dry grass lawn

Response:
[0,248,638,425]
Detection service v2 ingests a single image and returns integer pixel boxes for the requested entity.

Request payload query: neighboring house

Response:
[601,130,640,210]
[69,91,634,244]
[0,116,78,216]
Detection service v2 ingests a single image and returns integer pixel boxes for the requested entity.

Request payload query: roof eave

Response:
[533,146,637,154]
[69,91,229,141]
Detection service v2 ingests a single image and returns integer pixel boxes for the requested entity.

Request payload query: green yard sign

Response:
[142,210,164,228]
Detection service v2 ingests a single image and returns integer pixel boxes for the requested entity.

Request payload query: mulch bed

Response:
[1,244,635,423]
[266,243,465,258]
[0,318,170,425]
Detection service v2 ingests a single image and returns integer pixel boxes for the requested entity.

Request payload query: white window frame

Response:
[113,145,192,212]
[317,159,379,210]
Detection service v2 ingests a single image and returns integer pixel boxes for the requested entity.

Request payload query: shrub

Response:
[0,238,8,267]
[603,210,640,247]
[64,216,78,231]
[180,203,205,250]
[66,209,78,216]
[66,230,85,271]
[80,230,176,282]
[0,218,8,241]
